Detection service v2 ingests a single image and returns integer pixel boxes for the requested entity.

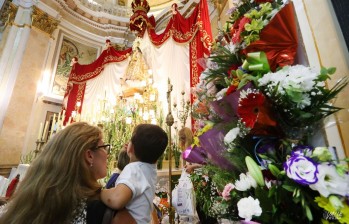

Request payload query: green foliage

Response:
[204,45,242,88]
[20,150,36,164]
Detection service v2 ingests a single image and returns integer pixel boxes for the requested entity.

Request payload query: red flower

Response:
[238,90,265,128]
[227,64,239,77]
[226,85,238,96]
[231,17,251,43]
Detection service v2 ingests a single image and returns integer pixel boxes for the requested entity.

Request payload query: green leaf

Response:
[327,67,336,75]
[285,88,303,103]
[305,205,313,221]
[282,185,295,192]
[320,67,328,76]
[268,163,281,178]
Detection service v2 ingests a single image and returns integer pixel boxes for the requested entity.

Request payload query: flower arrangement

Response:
[183,0,349,223]
[154,183,170,221]
[258,65,348,129]
[225,0,285,47]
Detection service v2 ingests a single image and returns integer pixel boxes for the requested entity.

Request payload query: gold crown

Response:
[131,0,150,13]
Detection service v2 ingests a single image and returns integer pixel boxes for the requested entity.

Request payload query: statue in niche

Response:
[121,39,149,97]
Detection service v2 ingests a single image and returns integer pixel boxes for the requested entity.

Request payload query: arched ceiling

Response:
[39,0,205,46]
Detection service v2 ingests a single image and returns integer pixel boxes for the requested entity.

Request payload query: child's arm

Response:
[101,183,133,210]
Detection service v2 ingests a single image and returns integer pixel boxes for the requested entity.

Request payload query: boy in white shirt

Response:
[101,124,168,224]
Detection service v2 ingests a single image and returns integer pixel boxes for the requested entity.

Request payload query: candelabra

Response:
[166,78,175,224]
[173,91,191,128]
[33,139,46,159]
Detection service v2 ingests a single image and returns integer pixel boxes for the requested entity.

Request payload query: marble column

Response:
[0,0,35,131]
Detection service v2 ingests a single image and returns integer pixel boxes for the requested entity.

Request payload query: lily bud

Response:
[245,156,265,186]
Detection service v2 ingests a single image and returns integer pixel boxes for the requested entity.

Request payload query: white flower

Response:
[309,163,349,197]
[153,196,161,206]
[216,88,227,100]
[224,127,240,144]
[237,196,262,221]
[312,147,333,161]
[235,172,257,191]
[284,155,318,185]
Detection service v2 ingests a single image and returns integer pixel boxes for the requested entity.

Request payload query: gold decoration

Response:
[31,6,60,36]
[0,2,17,27]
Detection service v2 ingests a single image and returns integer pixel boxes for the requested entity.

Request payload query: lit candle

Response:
[37,122,43,140]
[42,121,49,141]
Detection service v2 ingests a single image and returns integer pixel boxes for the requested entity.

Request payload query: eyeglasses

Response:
[95,144,111,155]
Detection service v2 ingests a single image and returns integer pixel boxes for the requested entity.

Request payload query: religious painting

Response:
[52,36,98,96]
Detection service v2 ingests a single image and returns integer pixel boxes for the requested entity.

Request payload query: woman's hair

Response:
[0,122,102,224]
[178,127,193,150]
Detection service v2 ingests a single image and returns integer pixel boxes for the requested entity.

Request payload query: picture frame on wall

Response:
[51,33,99,97]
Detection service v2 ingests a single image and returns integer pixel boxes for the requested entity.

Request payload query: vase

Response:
[276,116,314,142]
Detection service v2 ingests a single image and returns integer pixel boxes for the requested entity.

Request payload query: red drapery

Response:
[63,47,132,124]
[63,0,212,125]
[145,0,212,87]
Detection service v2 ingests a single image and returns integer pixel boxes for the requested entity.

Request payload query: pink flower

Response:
[222,183,235,201]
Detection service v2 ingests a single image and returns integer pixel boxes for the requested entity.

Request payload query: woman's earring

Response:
[90,162,93,167]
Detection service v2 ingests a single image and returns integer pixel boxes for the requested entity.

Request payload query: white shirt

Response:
[116,161,157,224]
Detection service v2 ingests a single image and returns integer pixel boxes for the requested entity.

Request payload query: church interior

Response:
[1,0,349,222]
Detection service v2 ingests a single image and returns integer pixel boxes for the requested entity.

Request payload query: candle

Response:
[42,121,49,141]
[67,116,72,125]
[57,111,61,123]
[61,114,66,126]
[37,122,43,140]
[49,114,56,139]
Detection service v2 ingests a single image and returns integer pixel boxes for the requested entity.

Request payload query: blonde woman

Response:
[0,122,134,224]
[178,127,202,173]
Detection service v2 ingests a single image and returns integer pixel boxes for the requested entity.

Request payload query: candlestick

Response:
[166,78,175,224]
[57,111,61,124]
[42,121,49,141]
[37,122,43,140]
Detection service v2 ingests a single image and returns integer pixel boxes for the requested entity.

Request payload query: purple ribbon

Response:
[198,127,234,170]
[210,82,254,122]
[182,145,207,164]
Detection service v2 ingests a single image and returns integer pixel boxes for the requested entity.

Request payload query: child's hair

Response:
[131,124,168,163]
[117,148,130,171]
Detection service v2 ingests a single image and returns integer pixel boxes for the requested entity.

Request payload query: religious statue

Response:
[121,39,150,98]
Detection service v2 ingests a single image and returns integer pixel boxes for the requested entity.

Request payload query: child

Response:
[105,145,130,189]
[101,124,168,224]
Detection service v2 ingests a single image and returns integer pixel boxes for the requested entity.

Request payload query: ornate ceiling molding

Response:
[32,6,60,36]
